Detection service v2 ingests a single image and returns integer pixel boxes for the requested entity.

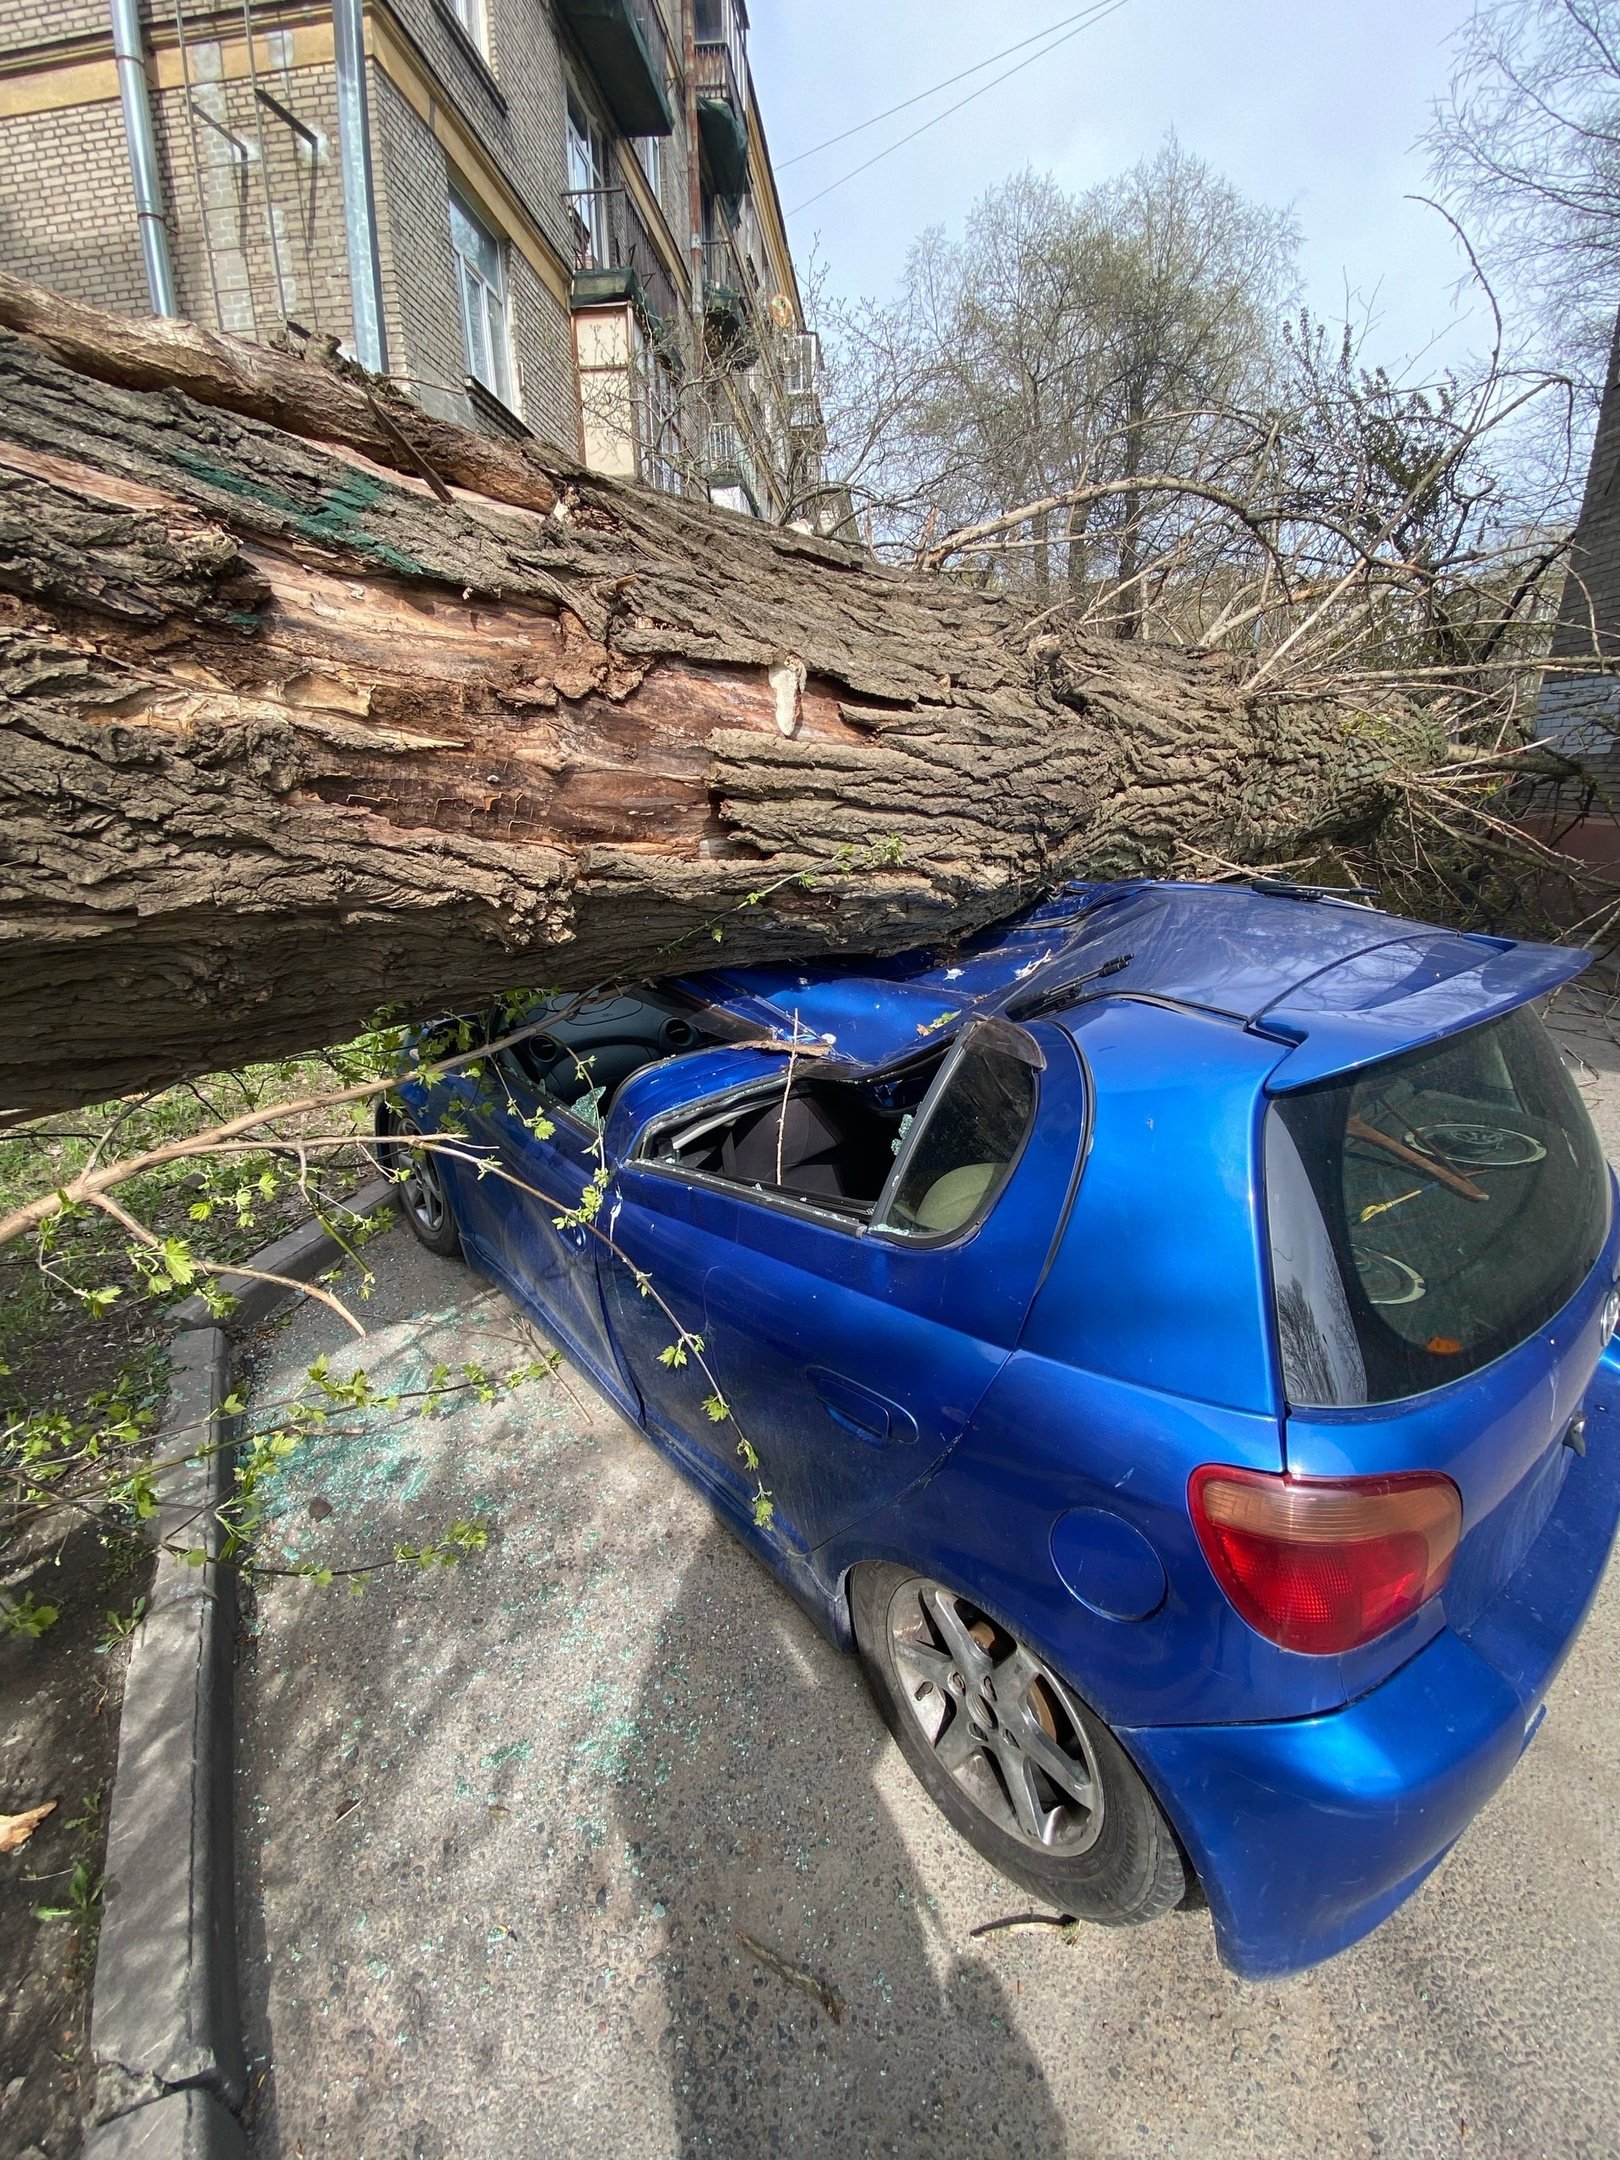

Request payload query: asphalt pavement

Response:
[234,978,1620,2160]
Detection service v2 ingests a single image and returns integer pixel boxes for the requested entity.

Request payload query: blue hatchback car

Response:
[382,879,1620,1977]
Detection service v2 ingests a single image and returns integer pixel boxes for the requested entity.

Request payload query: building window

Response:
[449,188,514,408]
[566,91,610,266]
[444,0,488,56]
[635,134,662,199]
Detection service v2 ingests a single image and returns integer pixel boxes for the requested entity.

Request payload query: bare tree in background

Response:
[1427,0,1620,401]
[813,142,1297,620]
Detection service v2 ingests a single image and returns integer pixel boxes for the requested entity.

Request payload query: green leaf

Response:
[1,1592,61,1639]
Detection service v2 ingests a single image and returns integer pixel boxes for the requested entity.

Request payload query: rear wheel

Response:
[851,1562,1185,1925]
[379,1113,462,1258]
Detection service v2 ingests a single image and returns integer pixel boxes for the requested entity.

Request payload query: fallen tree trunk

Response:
[0,278,1442,1112]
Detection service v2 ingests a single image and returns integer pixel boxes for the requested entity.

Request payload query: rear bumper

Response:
[1123,1363,1620,1979]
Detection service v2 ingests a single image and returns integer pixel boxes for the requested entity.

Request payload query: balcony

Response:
[555,0,674,137]
[701,232,758,365]
[706,418,764,516]
[784,330,826,443]
[694,39,750,198]
[566,187,679,336]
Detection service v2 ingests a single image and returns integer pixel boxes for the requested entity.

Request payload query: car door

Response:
[600,1020,1086,1551]
[444,1045,629,1401]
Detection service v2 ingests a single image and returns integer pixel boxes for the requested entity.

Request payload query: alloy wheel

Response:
[885,1576,1104,1856]
[397,1125,448,1235]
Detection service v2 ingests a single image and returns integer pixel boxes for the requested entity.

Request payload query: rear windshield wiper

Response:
[1250,877,1380,904]
[1007,953,1134,1023]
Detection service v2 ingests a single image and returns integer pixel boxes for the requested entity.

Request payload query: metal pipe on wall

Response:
[109,0,179,317]
[332,0,390,374]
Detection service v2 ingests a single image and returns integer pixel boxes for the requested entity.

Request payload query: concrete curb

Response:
[85,1182,399,2152]
[169,1176,396,1333]
[81,2084,247,2158]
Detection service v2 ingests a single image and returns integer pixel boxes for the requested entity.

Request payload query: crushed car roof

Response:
[675,880,1588,1084]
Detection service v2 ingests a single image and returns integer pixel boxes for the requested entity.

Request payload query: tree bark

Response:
[0,280,1441,1112]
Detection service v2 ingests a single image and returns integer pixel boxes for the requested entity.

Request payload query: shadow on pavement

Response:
[613,1523,1068,2160]
[236,1234,1620,2159]
[234,1243,1064,2157]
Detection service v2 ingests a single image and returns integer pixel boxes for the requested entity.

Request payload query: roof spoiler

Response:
[1258,933,1591,1092]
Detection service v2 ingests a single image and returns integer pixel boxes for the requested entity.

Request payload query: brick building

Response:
[0,0,825,519]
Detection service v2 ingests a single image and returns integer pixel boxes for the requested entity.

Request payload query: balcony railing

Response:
[706,417,765,515]
[700,229,760,363]
[783,330,825,438]
[694,38,750,197]
[565,186,679,335]
[555,0,674,137]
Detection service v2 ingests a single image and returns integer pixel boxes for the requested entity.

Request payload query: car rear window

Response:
[1265,1007,1610,1406]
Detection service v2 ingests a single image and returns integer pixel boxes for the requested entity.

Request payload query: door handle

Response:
[809,1368,918,1447]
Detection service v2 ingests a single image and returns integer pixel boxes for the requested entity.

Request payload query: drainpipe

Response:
[109,0,178,317]
[332,0,390,373]
[683,0,701,301]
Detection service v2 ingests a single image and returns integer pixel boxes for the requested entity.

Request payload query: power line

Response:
[776,3,1125,173]
[787,0,1139,220]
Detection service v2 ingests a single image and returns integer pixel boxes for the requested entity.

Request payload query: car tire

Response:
[377,1112,462,1259]
[851,1562,1187,1926]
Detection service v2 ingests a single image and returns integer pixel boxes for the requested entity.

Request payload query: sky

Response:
[750,0,1492,379]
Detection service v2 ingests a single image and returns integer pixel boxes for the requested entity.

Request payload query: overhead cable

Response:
[777,2,1128,172]
[787,0,1140,219]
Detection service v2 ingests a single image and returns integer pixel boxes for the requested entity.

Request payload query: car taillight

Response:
[1188,1466,1462,1655]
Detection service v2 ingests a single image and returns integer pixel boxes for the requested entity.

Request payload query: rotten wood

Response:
[0,279,1444,1112]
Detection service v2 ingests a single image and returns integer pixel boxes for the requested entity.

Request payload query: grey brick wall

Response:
[369,63,468,423]
[369,62,579,455]
[507,248,580,456]
[0,100,150,315]
[149,57,355,345]
[387,0,576,271]
[0,0,110,55]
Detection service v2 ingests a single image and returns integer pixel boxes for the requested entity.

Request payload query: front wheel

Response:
[377,1112,462,1258]
[851,1563,1186,1925]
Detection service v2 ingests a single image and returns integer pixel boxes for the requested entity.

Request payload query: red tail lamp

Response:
[1188,1465,1462,1655]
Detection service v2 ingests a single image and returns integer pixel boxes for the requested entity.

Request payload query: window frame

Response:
[565,89,611,269]
[442,0,489,59]
[494,1044,606,1146]
[448,185,515,409]
[637,329,683,494]
[629,1019,1044,1248]
[867,1018,1045,1249]
[633,1072,883,1234]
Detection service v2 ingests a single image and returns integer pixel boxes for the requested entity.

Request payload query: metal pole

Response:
[110,0,178,316]
[332,0,389,373]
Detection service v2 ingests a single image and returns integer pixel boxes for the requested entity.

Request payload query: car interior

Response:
[648,1069,941,1219]
[496,989,718,1123]
[490,990,1040,1239]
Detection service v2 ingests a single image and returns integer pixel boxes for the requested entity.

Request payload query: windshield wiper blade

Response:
[1007,952,1133,1023]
